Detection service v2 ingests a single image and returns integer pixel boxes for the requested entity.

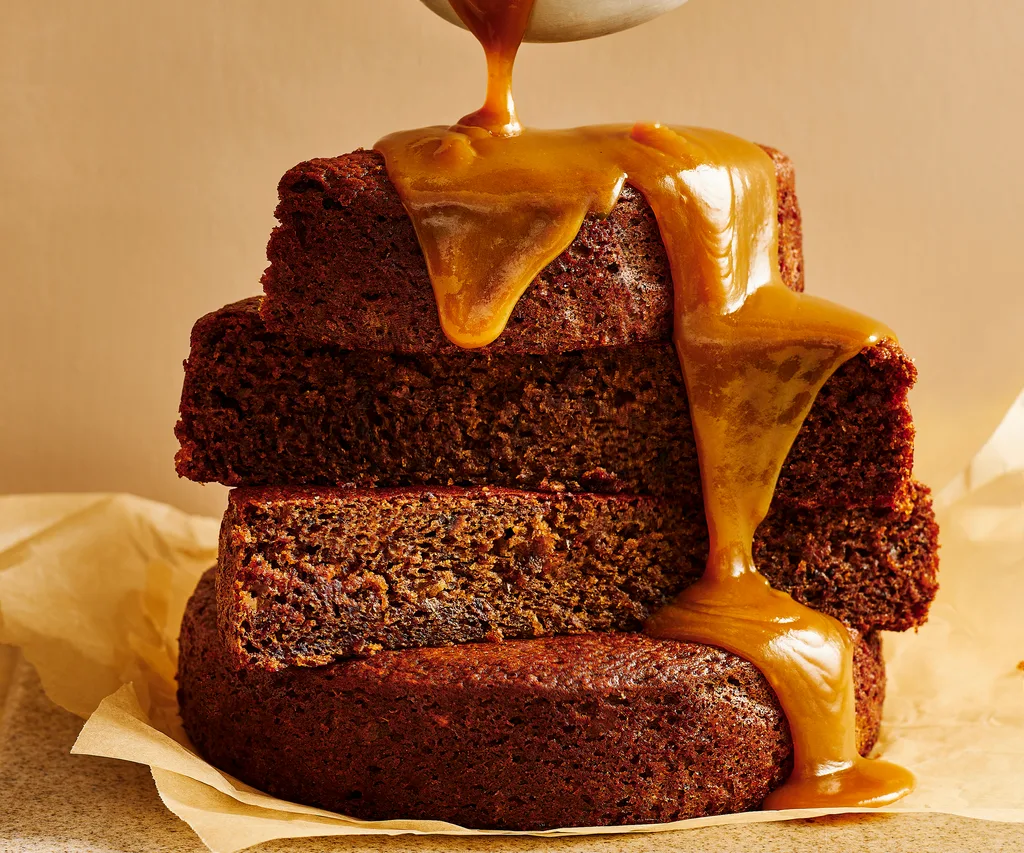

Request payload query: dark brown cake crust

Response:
[218,483,937,671]
[260,147,804,354]
[179,570,884,829]
[175,298,916,510]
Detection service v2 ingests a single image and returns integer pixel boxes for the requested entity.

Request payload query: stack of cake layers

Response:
[174,147,939,829]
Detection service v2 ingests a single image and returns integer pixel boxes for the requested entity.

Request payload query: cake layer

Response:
[218,483,938,671]
[176,298,917,509]
[260,147,803,354]
[180,570,884,829]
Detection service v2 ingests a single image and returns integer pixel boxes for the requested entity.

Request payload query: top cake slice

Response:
[260,147,803,353]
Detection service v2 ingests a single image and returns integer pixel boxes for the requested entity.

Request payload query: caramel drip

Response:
[375,0,915,808]
[449,0,534,136]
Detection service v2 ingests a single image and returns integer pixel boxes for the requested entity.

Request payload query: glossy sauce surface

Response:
[376,0,914,808]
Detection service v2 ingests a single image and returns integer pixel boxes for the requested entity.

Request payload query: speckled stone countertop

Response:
[1,646,1021,853]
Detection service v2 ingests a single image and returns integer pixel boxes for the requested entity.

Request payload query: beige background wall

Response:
[2,0,1022,518]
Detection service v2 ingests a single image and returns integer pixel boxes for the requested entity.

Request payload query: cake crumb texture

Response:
[180,570,885,829]
[217,483,938,670]
[176,298,916,511]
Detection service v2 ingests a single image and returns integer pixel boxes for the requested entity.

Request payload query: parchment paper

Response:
[2,392,1024,852]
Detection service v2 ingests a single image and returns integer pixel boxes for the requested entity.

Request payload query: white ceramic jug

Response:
[418,0,690,43]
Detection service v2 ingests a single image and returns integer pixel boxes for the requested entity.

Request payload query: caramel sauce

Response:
[376,0,915,808]
[451,0,533,136]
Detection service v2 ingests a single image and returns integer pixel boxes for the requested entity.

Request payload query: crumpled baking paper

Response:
[1,392,1023,852]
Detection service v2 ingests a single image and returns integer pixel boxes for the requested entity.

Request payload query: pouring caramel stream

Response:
[376,0,914,808]
[452,0,533,136]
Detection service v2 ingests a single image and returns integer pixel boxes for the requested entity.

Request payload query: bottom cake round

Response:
[178,569,885,829]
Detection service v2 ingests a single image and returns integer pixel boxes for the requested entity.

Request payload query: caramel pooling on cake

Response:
[376,0,914,808]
